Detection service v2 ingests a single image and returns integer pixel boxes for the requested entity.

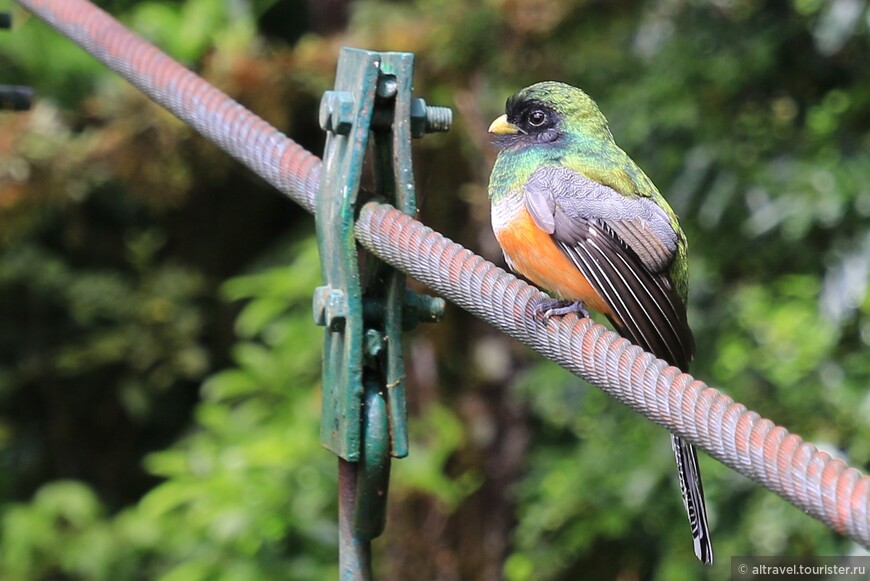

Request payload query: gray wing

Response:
[526,167,712,564]
[524,166,694,369]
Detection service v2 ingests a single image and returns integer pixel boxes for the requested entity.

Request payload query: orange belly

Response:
[494,205,613,317]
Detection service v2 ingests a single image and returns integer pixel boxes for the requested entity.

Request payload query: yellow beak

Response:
[488,114,520,135]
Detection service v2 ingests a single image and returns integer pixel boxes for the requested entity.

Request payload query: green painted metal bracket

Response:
[314,47,380,464]
[313,47,449,563]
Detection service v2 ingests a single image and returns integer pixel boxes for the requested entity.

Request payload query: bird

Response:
[487,81,713,565]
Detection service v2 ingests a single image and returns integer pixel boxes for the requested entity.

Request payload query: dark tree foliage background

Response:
[0,0,869,579]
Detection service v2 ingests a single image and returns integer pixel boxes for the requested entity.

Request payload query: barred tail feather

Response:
[672,434,714,565]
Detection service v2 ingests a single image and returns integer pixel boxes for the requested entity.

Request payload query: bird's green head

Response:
[489,81,612,151]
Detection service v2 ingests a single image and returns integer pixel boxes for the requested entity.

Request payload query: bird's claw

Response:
[532,298,589,322]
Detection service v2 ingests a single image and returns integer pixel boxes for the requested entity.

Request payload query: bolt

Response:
[364,329,385,357]
[312,286,348,331]
[424,107,452,133]
[410,99,427,138]
[376,75,398,100]
[318,93,334,133]
[401,291,446,329]
[410,98,453,138]
[318,90,355,136]
[416,295,446,323]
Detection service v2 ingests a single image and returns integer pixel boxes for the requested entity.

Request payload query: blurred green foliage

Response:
[0,0,869,579]
[0,240,339,580]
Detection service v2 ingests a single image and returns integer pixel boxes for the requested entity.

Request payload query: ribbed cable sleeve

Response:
[16,0,870,550]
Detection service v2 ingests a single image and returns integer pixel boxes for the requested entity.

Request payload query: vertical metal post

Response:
[313,47,450,579]
[339,459,371,581]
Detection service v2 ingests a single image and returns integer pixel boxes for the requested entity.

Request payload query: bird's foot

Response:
[532,298,589,322]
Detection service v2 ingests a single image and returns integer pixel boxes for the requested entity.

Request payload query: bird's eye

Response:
[527,110,547,127]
